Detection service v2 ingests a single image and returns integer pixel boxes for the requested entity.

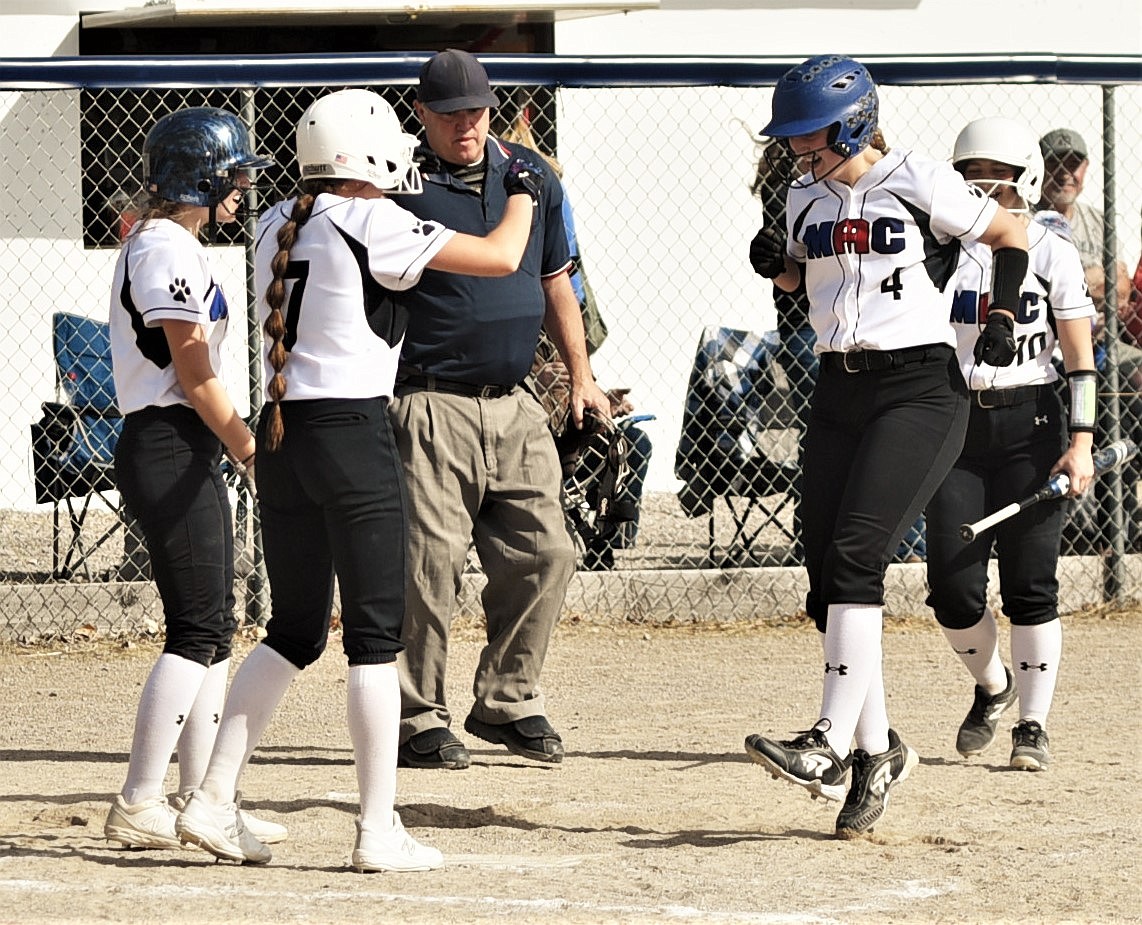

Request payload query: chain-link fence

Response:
[1,54,1140,639]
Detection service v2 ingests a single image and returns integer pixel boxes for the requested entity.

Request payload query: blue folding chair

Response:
[30,312,128,579]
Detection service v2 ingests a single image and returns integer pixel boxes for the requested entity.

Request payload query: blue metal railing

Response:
[1,52,1139,90]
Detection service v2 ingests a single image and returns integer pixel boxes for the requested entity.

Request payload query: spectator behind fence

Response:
[925,116,1095,774]
[103,107,284,853]
[1121,238,1142,348]
[741,54,1028,838]
[389,50,611,773]
[501,109,654,571]
[1063,259,1142,554]
[173,89,539,871]
[1037,127,1132,305]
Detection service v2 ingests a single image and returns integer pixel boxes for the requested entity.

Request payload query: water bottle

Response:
[1093,438,1139,475]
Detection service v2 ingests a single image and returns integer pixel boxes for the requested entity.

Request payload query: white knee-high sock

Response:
[121,653,209,805]
[818,604,883,757]
[347,663,401,833]
[853,653,889,755]
[942,606,1008,694]
[175,658,229,796]
[1010,620,1062,726]
[199,644,300,803]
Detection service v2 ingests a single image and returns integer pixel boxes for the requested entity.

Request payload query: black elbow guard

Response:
[989,247,1029,314]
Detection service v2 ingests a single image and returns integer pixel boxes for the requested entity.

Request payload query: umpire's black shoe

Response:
[397,727,471,770]
[463,714,565,763]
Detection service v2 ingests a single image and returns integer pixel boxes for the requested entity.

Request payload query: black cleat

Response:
[835,728,918,837]
[1010,720,1050,771]
[956,667,1017,757]
[745,720,849,802]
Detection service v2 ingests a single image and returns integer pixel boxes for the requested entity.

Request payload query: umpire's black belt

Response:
[824,343,949,373]
[973,384,1042,409]
[397,373,517,399]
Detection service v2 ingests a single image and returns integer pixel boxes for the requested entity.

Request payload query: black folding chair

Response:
[674,326,801,567]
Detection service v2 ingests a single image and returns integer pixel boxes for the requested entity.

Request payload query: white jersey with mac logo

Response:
[785,148,998,354]
[254,193,454,401]
[109,218,232,415]
[952,220,1094,390]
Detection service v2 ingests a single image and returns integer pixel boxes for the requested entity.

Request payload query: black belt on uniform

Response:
[397,373,517,399]
[823,343,948,373]
[973,384,1042,409]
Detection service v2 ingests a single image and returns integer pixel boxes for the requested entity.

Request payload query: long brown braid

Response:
[262,179,337,450]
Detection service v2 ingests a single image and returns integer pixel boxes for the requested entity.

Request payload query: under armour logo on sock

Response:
[1019,661,1048,672]
[175,714,185,725]
[824,662,848,675]
[213,713,220,724]
[1034,415,1048,425]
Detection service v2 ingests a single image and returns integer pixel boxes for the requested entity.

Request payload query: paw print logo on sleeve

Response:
[169,278,191,303]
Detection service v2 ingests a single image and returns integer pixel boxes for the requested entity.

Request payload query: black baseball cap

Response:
[417,49,499,113]
[1039,128,1088,161]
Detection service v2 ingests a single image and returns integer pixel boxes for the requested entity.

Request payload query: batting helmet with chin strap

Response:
[760,54,879,159]
[143,107,273,207]
[555,409,637,545]
[295,89,423,194]
[952,116,1044,214]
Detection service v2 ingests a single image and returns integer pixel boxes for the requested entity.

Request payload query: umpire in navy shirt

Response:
[391,49,611,770]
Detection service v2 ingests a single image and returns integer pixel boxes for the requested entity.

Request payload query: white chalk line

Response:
[0,867,956,924]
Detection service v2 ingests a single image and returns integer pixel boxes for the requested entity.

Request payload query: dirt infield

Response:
[0,610,1138,924]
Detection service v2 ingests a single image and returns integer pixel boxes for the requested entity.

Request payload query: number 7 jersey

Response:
[786,148,997,354]
[253,193,454,401]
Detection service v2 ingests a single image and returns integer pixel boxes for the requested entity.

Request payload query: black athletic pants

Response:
[115,405,236,666]
[255,397,407,669]
[925,385,1067,628]
[801,346,969,631]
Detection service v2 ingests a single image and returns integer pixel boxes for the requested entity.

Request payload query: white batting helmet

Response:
[952,116,1044,212]
[295,89,422,193]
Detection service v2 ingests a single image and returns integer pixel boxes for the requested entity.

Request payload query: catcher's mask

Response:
[554,409,637,545]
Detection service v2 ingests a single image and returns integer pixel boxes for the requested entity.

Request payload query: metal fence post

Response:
[241,88,271,626]
[1098,85,1128,600]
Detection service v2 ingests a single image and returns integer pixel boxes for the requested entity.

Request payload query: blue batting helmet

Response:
[760,55,879,158]
[142,107,273,207]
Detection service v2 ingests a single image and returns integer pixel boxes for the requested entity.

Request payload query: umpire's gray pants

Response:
[390,387,575,741]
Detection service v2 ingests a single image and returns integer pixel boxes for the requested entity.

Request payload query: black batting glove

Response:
[973,312,1017,366]
[749,227,787,279]
[504,157,544,204]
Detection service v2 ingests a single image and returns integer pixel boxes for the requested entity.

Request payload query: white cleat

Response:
[104,794,183,850]
[351,812,444,873]
[175,791,271,864]
[172,792,288,845]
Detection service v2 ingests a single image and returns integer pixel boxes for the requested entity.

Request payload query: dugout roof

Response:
[81,1,659,30]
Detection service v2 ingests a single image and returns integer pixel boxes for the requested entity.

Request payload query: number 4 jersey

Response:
[785,148,998,354]
[254,193,455,401]
[952,220,1094,390]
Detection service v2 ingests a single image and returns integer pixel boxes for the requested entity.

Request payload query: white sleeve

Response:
[1047,235,1097,320]
[929,161,998,244]
[366,199,456,291]
[128,233,213,327]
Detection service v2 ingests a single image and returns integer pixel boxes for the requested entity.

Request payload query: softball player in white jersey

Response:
[104,108,284,851]
[742,55,1029,837]
[175,89,541,872]
[925,117,1096,772]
